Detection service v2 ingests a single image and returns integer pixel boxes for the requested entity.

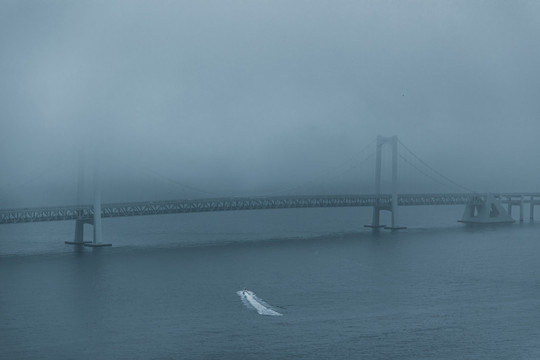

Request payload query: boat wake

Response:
[237,290,283,316]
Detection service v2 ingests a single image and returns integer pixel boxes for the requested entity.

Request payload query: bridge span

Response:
[2,192,540,245]
[0,193,485,225]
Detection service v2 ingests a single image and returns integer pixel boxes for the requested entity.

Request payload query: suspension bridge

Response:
[1,136,538,247]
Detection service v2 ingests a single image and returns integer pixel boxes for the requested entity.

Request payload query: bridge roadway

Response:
[3,192,538,225]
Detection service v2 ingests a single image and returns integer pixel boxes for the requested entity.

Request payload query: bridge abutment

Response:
[459,194,515,224]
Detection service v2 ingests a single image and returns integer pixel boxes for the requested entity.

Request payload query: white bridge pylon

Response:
[65,149,111,247]
[364,135,406,230]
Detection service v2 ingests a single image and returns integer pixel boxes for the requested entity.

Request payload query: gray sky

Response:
[1,0,539,206]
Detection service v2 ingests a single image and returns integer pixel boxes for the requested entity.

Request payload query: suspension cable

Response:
[398,139,475,193]
[399,154,462,192]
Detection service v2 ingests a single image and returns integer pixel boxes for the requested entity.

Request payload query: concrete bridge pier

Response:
[66,217,109,246]
[526,195,540,221]
[506,195,527,222]
[531,195,535,220]
[366,205,388,229]
[65,219,92,245]
[459,194,515,224]
[520,195,524,222]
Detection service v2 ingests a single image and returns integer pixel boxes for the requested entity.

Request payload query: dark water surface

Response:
[2,207,540,359]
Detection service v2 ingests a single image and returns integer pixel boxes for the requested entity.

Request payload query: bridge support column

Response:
[84,153,111,248]
[364,135,406,230]
[65,219,92,245]
[75,219,84,243]
[459,194,515,224]
[520,195,524,222]
[531,196,535,220]
[387,136,405,230]
[365,137,386,229]
[66,150,92,246]
[366,207,386,228]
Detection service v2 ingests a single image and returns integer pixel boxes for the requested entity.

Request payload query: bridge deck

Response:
[2,193,540,225]
[0,193,517,225]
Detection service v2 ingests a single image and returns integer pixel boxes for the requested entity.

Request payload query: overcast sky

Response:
[1,0,539,206]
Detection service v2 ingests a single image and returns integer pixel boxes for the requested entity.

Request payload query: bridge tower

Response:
[365,135,406,230]
[65,150,91,245]
[65,149,111,247]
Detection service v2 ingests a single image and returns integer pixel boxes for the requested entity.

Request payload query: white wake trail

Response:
[237,290,282,316]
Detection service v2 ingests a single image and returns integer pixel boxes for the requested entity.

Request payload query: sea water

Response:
[1,206,540,359]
